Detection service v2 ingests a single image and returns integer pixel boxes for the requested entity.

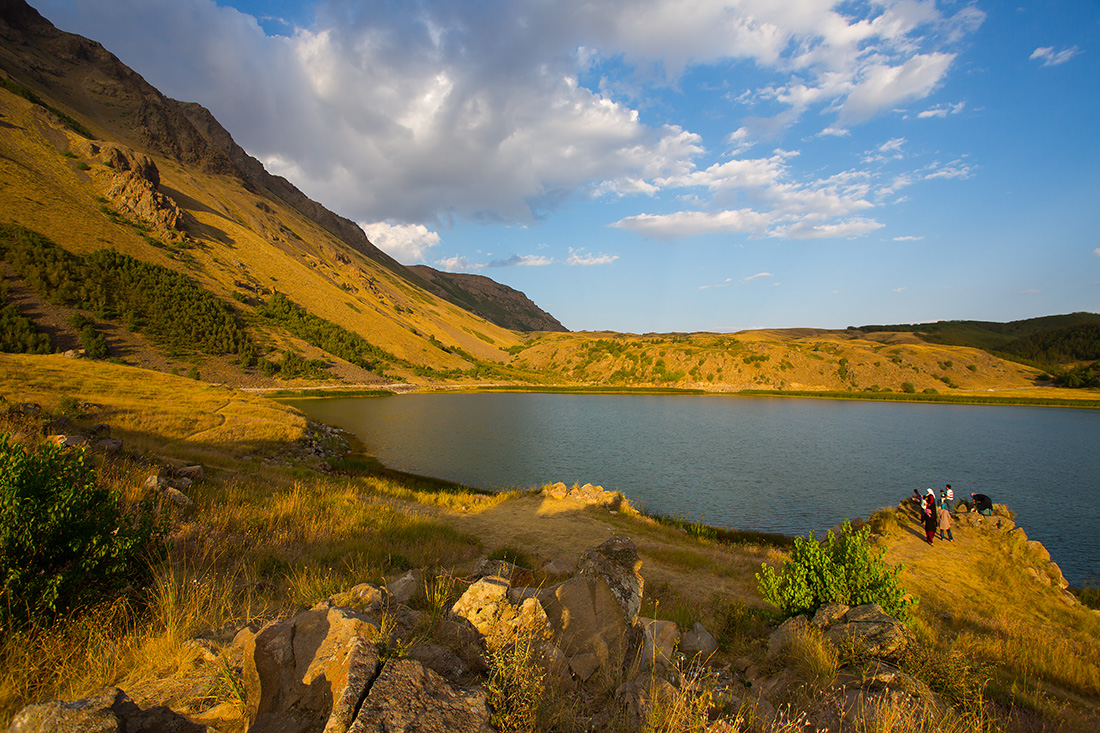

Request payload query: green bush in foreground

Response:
[0,437,164,633]
[756,520,915,622]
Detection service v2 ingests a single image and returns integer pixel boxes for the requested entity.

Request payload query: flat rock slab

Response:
[348,659,493,733]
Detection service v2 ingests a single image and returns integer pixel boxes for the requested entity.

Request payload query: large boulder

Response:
[234,604,380,733]
[347,659,493,733]
[613,672,677,732]
[328,583,389,616]
[1026,540,1052,564]
[680,621,718,660]
[323,637,383,733]
[835,661,941,729]
[811,603,850,629]
[176,465,204,481]
[386,570,422,606]
[538,536,644,672]
[577,535,643,621]
[1046,562,1069,590]
[766,614,810,660]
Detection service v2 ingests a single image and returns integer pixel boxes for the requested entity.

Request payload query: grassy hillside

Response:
[506,328,1060,397]
[0,81,525,384]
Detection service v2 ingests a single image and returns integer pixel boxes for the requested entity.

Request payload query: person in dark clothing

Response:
[971,493,993,516]
[923,494,938,544]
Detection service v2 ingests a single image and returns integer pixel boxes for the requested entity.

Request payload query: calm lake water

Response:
[284,393,1100,585]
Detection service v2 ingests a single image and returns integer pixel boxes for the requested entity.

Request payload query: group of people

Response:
[911,485,994,546]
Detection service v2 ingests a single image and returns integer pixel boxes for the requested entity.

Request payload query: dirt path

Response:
[420,494,779,615]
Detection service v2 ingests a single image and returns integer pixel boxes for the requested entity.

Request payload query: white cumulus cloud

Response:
[613,209,775,239]
[35,0,985,257]
[918,101,965,118]
[769,218,885,240]
[436,255,482,272]
[840,53,955,124]
[358,222,440,263]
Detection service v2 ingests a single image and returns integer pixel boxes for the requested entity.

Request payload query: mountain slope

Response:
[409,265,568,333]
[0,0,546,384]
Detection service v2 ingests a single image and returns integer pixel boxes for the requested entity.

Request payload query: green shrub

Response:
[756,521,915,622]
[0,437,164,631]
[0,299,50,354]
[79,324,108,359]
[901,381,916,393]
[0,225,255,361]
[258,292,393,375]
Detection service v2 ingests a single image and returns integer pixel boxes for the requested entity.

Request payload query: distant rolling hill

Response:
[855,312,1100,352]
[854,313,1100,386]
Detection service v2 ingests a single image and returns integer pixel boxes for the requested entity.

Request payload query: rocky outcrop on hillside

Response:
[542,481,629,510]
[80,140,186,239]
[899,498,1078,607]
[408,265,568,333]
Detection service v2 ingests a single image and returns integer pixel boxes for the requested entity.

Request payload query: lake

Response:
[283,393,1100,585]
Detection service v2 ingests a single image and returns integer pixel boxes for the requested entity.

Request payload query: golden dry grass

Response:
[0,357,492,725]
[880,507,1100,727]
[0,353,306,465]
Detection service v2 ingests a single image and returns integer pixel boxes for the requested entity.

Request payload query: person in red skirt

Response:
[922,490,938,545]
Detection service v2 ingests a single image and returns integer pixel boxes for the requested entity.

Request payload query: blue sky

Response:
[36,0,1099,332]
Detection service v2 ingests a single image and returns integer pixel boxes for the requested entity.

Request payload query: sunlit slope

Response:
[508,328,1048,394]
[0,87,521,380]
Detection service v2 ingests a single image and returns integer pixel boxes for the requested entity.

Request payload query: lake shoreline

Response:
[268,383,1100,408]
[285,391,1100,586]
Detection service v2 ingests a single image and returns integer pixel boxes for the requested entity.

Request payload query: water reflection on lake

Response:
[283,393,1100,584]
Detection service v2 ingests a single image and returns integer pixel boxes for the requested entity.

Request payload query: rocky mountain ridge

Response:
[410,265,568,333]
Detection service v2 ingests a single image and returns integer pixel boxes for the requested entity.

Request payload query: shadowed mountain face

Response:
[410,265,568,333]
[0,0,563,335]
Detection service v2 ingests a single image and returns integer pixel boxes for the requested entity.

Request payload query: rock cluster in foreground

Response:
[8,531,936,733]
